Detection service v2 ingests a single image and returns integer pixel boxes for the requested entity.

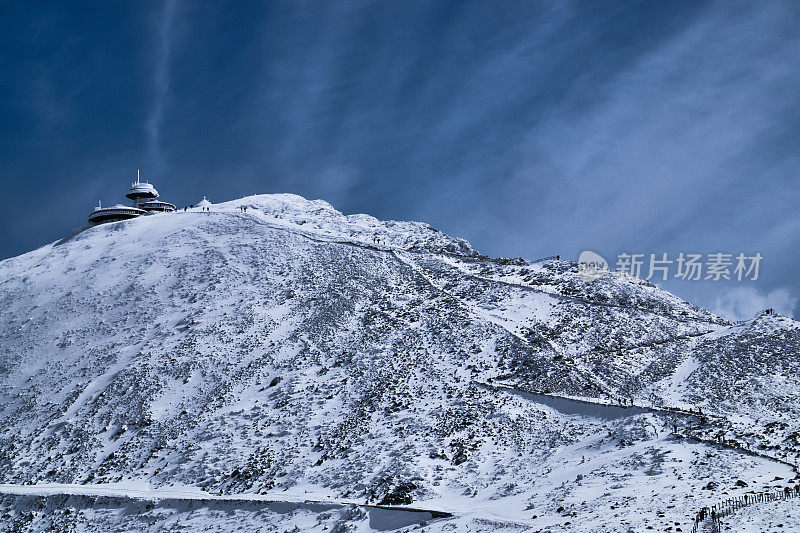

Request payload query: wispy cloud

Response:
[712,287,797,321]
[146,0,178,172]
[478,2,800,254]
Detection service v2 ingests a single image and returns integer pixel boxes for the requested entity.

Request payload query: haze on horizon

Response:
[1,0,798,320]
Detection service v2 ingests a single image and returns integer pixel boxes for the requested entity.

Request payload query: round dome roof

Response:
[126,181,159,199]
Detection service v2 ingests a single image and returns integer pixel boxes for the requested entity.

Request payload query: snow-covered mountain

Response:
[0,194,798,532]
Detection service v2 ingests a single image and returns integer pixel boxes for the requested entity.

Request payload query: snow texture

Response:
[0,194,798,532]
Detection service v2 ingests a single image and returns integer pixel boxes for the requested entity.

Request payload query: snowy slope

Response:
[0,194,798,532]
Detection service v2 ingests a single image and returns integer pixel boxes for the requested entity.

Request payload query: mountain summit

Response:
[1,194,798,531]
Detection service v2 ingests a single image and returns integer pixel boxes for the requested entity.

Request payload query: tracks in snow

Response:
[227,210,726,328]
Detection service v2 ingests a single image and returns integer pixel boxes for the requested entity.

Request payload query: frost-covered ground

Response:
[0,194,798,531]
[724,496,800,532]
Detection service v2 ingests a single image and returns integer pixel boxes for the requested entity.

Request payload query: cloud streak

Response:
[146,0,178,172]
[451,2,800,255]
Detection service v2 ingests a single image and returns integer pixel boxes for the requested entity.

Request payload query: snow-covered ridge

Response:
[221,193,476,256]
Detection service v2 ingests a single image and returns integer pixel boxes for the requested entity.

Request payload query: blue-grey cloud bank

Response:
[1,0,799,319]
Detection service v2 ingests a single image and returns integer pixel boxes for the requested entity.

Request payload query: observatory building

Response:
[89,171,177,225]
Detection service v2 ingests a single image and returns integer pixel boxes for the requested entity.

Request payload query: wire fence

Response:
[690,484,800,533]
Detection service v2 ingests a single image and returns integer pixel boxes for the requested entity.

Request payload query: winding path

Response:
[479,381,800,533]
[0,482,452,527]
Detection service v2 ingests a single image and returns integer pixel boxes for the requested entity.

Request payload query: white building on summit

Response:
[88,171,177,225]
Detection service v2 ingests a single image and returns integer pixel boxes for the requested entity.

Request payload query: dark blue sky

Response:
[1,0,798,319]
